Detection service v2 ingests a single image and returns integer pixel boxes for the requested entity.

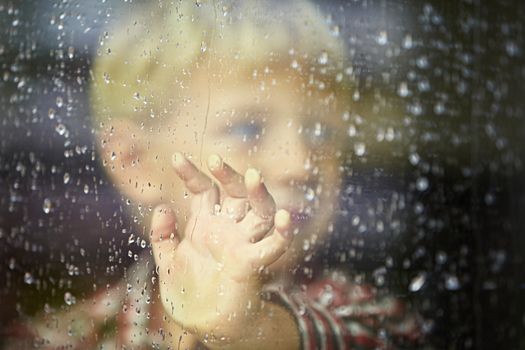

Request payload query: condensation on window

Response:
[1,1,523,349]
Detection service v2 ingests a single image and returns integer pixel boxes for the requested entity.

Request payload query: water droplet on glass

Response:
[409,152,420,165]
[318,51,328,65]
[347,124,357,137]
[330,25,340,37]
[302,239,311,251]
[305,187,315,201]
[505,41,519,57]
[410,102,423,116]
[24,272,34,285]
[376,30,388,45]
[63,173,70,184]
[418,79,430,92]
[56,96,64,108]
[436,251,448,264]
[434,102,446,115]
[398,82,411,97]
[484,193,495,205]
[403,34,413,49]
[64,292,76,305]
[354,142,366,157]
[409,272,426,292]
[42,198,52,214]
[416,177,429,191]
[84,184,89,194]
[48,108,56,120]
[445,275,460,290]
[416,56,429,69]
[55,123,67,136]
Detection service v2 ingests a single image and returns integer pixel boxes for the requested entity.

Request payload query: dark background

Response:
[1,0,524,348]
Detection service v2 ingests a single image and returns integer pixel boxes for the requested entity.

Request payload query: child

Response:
[5,1,422,348]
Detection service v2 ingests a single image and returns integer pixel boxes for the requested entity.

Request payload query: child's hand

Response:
[150,153,293,345]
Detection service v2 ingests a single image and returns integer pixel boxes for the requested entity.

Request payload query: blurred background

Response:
[0,0,524,348]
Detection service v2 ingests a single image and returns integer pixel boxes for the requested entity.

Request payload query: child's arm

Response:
[150,153,300,349]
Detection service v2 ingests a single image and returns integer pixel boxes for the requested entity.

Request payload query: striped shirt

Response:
[4,261,423,349]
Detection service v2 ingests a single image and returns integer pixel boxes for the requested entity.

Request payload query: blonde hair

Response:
[90,0,348,127]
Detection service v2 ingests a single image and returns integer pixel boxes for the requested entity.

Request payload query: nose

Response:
[259,124,312,186]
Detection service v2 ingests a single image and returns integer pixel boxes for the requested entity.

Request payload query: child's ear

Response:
[96,119,164,204]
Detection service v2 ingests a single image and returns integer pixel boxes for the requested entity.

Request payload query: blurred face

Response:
[126,69,347,270]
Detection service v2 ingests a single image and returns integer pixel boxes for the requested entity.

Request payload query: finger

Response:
[248,209,292,267]
[221,197,250,222]
[150,205,179,276]
[240,210,274,242]
[207,154,247,198]
[173,153,220,214]
[245,168,276,219]
[172,152,214,194]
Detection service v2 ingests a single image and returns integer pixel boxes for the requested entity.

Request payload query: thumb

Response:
[150,205,179,275]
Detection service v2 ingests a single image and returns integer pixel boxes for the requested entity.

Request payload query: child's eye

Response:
[227,121,262,142]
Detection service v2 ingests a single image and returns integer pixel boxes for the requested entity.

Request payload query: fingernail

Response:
[208,154,222,171]
[172,152,184,167]
[275,209,291,228]
[152,205,171,228]
[245,168,262,189]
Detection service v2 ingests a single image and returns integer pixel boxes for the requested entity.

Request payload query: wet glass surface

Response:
[1,1,524,348]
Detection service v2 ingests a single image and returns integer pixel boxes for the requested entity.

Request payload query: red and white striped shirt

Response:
[4,261,423,349]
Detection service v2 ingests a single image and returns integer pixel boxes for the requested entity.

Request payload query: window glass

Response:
[1,1,523,349]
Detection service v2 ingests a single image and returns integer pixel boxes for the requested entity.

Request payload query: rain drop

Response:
[64,292,76,306]
[402,34,413,49]
[398,82,411,97]
[409,152,420,165]
[505,41,519,57]
[416,56,429,69]
[56,96,64,108]
[354,142,366,157]
[377,30,388,45]
[416,177,429,191]
[445,275,460,291]
[48,108,56,120]
[42,198,52,214]
[55,123,67,136]
[318,51,328,65]
[409,272,426,292]
[24,272,34,285]
[305,187,315,201]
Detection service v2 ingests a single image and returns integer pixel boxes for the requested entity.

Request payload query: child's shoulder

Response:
[265,269,425,349]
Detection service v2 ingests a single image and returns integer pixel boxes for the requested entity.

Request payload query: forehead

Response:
[187,66,346,122]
